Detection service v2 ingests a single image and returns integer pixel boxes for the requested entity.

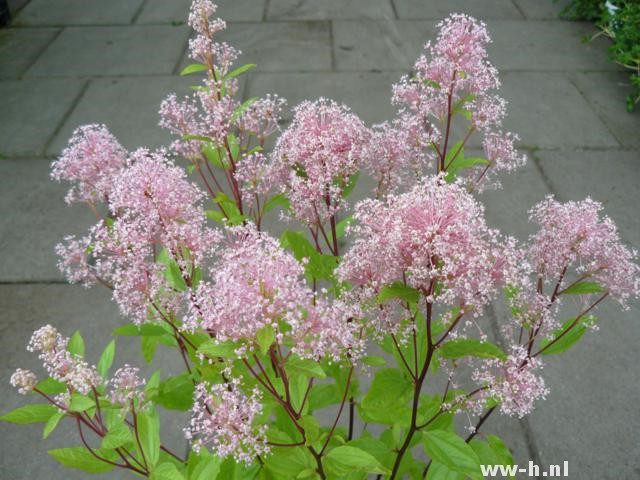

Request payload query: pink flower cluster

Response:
[528,196,640,305]
[186,381,268,463]
[270,99,370,225]
[108,365,146,408]
[387,14,524,189]
[472,346,549,418]
[188,224,361,361]
[10,368,38,395]
[338,176,519,317]
[51,124,126,204]
[24,325,102,396]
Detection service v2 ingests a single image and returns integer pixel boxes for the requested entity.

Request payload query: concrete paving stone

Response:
[570,71,640,149]
[137,0,266,24]
[0,284,190,480]
[0,159,97,281]
[521,300,640,479]
[13,0,144,26]
[333,20,436,71]
[46,75,206,155]
[535,149,640,248]
[46,75,246,156]
[393,0,524,20]
[245,71,401,125]
[267,0,394,20]
[496,72,619,149]
[0,78,85,157]
[484,20,616,72]
[512,0,572,20]
[0,28,59,79]
[26,25,190,77]
[215,21,332,72]
[480,158,551,241]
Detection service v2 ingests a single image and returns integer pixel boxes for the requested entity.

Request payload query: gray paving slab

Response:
[497,72,620,149]
[535,149,640,248]
[334,20,436,71]
[519,300,640,479]
[13,0,144,26]
[393,0,524,20]
[0,159,97,281]
[512,0,572,20]
[0,28,59,79]
[480,158,552,241]
[46,75,203,155]
[212,21,333,72]
[137,0,266,24]
[245,71,401,125]
[570,71,640,149]
[0,78,85,157]
[26,25,190,77]
[267,0,394,20]
[0,284,189,480]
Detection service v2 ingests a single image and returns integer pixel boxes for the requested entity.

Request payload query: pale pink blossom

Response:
[109,365,146,407]
[10,369,37,395]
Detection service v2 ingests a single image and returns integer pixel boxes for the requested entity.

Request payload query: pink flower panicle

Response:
[10,369,38,395]
[186,381,268,464]
[26,325,102,395]
[51,124,127,204]
[270,98,371,225]
[237,94,287,140]
[338,176,519,325]
[108,365,146,407]
[528,196,640,306]
[472,346,549,418]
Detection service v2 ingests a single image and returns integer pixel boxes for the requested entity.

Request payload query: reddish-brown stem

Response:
[131,404,149,471]
[391,333,417,380]
[319,365,354,455]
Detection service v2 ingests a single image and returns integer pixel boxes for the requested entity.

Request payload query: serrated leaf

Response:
[562,281,605,295]
[69,393,95,413]
[256,325,276,356]
[423,430,481,476]
[138,409,161,467]
[224,63,256,80]
[325,445,390,475]
[101,423,132,449]
[49,447,117,473]
[35,378,66,395]
[180,63,208,76]
[165,259,188,292]
[263,193,290,214]
[0,404,58,424]
[336,215,354,239]
[377,282,420,304]
[156,374,195,411]
[68,330,85,357]
[438,339,507,361]
[285,357,326,379]
[361,355,386,366]
[43,411,64,439]
[198,339,242,358]
[142,335,160,364]
[113,324,168,337]
[97,340,116,378]
[150,462,186,480]
[538,316,596,355]
[190,451,222,480]
[231,96,258,121]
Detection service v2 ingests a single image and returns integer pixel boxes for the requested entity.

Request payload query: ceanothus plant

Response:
[3,2,639,479]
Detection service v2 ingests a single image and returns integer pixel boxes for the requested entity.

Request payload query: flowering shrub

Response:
[3,2,639,479]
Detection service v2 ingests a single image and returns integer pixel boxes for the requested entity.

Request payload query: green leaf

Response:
[113,324,168,337]
[68,330,85,357]
[377,282,420,304]
[281,230,338,281]
[69,393,95,413]
[256,325,276,356]
[49,447,117,473]
[325,445,390,475]
[438,339,507,361]
[151,462,186,480]
[263,193,290,214]
[538,316,596,355]
[0,404,57,424]
[299,415,320,444]
[165,259,188,292]
[231,97,258,121]
[285,357,326,379]
[35,378,66,395]
[361,355,386,366]
[189,451,222,480]
[224,63,256,80]
[203,143,227,170]
[180,63,208,76]
[336,215,354,239]
[360,369,412,426]
[156,374,196,411]
[289,374,309,413]
[43,411,65,439]
[422,430,481,477]
[426,462,465,480]
[206,209,226,224]
[97,340,116,379]
[138,409,161,467]
[308,384,341,411]
[142,335,160,364]
[562,281,605,295]
[341,172,360,198]
[264,446,316,479]
[101,423,132,449]
[198,339,242,358]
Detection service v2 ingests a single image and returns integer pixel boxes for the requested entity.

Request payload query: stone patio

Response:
[1,0,639,478]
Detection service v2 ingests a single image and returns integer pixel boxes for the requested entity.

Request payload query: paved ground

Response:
[1,0,639,479]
